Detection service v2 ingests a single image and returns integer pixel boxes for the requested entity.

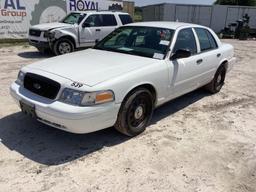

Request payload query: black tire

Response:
[115,88,154,137]
[205,66,226,94]
[53,38,75,55]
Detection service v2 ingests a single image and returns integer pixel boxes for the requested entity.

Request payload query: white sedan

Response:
[10,22,236,136]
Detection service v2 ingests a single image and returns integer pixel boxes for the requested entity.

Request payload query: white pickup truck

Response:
[28,11,133,55]
[11,22,236,137]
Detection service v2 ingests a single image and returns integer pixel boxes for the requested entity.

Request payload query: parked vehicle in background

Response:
[28,11,133,55]
[11,22,236,137]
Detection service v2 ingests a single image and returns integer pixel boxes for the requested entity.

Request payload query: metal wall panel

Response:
[211,5,228,33]
[175,5,190,22]
[197,6,212,27]
[226,7,240,26]
[248,8,256,28]
[142,4,256,33]
[162,4,175,21]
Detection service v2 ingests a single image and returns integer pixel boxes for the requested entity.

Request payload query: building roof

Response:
[126,21,203,30]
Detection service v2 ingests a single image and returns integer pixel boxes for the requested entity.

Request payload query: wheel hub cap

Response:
[134,106,144,120]
[59,42,71,54]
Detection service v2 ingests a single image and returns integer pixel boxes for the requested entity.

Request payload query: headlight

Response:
[16,71,25,85]
[59,88,115,106]
[44,31,55,39]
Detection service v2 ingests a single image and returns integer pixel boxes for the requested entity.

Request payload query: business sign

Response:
[0,0,123,39]
[0,0,67,39]
[66,0,123,13]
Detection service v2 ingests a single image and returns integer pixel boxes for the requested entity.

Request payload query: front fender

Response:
[51,29,78,47]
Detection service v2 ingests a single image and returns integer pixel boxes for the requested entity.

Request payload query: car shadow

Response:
[152,89,211,123]
[0,89,210,166]
[18,51,53,59]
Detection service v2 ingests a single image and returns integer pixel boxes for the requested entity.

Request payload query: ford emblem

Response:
[33,83,41,90]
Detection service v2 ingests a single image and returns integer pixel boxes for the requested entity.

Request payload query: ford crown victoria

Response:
[11,22,236,136]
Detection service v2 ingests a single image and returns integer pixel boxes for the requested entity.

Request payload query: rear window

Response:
[119,14,133,25]
[101,14,117,26]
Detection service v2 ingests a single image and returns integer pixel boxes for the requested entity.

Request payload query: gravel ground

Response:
[0,40,256,192]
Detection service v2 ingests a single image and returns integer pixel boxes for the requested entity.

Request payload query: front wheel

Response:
[53,38,74,55]
[115,88,154,137]
[205,66,226,94]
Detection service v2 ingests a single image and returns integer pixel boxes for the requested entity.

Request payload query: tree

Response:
[214,0,256,6]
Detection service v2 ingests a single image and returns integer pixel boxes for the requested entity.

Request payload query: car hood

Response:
[26,49,155,87]
[30,22,72,31]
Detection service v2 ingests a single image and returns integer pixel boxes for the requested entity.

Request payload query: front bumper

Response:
[10,83,120,134]
[28,39,50,49]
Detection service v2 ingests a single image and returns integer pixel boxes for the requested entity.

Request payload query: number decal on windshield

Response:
[71,82,83,88]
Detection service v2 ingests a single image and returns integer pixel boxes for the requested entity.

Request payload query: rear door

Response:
[193,27,221,85]
[99,14,118,40]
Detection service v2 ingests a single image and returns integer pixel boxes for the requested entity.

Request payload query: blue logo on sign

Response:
[4,0,26,10]
[69,0,99,11]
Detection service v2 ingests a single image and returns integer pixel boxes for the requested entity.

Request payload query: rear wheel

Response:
[53,38,74,55]
[205,66,226,94]
[115,88,154,137]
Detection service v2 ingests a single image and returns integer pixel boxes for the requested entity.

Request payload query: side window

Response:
[101,14,117,26]
[195,28,217,52]
[173,28,197,55]
[207,30,218,49]
[78,14,86,24]
[84,15,102,27]
[119,14,133,25]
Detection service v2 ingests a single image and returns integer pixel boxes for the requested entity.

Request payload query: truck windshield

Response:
[61,13,86,24]
[94,26,174,59]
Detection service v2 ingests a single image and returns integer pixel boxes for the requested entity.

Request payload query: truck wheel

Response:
[115,88,154,137]
[53,38,74,55]
[205,66,226,94]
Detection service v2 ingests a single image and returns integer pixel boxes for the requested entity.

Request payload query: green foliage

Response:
[134,7,143,22]
[214,0,256,6]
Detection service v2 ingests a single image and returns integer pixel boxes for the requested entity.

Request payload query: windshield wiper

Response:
[128,50,153,58]
[94,47,153,58]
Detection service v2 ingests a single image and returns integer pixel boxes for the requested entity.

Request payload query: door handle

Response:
[96,29,101,32]
[196,59,203,65]
[217,53,221,58]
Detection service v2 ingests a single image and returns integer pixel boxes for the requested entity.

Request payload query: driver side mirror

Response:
[171,49,191,60]
[82,22,91,28]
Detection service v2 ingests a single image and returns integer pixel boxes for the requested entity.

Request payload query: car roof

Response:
[70,11,129,15]
[126,21,205,30]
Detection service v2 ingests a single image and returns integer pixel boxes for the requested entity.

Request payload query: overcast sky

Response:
[132,0,215,6]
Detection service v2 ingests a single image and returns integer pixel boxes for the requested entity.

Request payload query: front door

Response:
[166,28,204,97]
[79,14,102,47]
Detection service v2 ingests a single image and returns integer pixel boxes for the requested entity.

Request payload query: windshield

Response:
[94,26,174,59]
[61,13,86,24]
